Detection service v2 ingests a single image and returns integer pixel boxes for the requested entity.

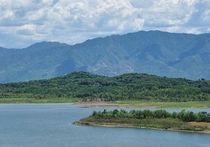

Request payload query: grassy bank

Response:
[113,100,210,108]
[75,109,210,134]
[1,98,210,108]
[0,97,78,104]
[76,100,210,108]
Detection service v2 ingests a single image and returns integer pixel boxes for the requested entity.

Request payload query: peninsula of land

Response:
[75,109,210,134]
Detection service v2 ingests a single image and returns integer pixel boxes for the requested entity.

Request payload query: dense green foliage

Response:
[0,72,210,101]
[92,109,210,122]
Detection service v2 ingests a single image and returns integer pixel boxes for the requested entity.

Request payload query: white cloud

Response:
[0,0,209,48]
[142,0,197,26]
[202,10,210,23]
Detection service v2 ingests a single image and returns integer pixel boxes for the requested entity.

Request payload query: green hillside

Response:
[0,72,210,102]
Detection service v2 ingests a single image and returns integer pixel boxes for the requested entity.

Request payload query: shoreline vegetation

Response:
[0,97,77,104]
[76,100,210,108]
[75,109,210,134]
[0,72,210,108]
[1,98,210,108]
[0,98,210,108]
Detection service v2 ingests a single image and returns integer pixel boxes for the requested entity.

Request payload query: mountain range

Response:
[1,30,210,83]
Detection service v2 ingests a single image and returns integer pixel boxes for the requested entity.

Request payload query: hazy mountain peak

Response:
[26,41,70,49]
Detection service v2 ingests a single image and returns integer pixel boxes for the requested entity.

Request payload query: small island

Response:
[75,109,210,134]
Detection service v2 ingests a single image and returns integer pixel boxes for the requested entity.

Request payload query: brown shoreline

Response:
[74,101,210,109]
[74,101,121,108]
[74,121,210,135]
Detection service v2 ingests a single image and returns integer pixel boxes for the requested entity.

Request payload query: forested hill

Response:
[0,72,210,101]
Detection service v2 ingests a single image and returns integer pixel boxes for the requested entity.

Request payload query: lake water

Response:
[0,104,210,147]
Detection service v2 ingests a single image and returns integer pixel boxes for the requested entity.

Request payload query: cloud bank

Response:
[0,0,209,48]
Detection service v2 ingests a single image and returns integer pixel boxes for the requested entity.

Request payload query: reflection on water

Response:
[0,104,209,147]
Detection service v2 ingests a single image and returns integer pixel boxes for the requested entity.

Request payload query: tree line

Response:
[0,72,210,101]
[92,109,210,122]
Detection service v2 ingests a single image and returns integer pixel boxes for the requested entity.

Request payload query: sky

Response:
[0,0,210,48]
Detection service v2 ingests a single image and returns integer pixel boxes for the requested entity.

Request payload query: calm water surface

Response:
[0,104,210,147]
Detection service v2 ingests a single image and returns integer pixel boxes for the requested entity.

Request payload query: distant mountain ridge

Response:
[1,30,210,83]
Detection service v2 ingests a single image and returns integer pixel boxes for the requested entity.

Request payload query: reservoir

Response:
[0,104,210,147]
